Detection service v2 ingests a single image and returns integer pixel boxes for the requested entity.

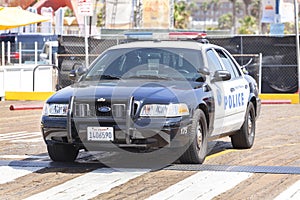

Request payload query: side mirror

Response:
[69,63,87,81]
[212,70,231,82]
[198,67,210,76]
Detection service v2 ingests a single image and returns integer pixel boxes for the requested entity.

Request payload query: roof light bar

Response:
[124,31,207,41]
[124,32,153,39]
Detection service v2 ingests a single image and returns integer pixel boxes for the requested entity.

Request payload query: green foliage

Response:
[284,22,295,34]
[97,4,105,27]
[218,13,233,30]
[238,15,257,34]
[174,1,193,29]
[64,8,74,17]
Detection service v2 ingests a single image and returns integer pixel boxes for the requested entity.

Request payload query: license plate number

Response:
[87,127,114,141]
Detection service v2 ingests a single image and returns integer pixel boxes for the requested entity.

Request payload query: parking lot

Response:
[1,101,300,199]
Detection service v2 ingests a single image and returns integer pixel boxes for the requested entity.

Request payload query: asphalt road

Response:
[1,100,300,199]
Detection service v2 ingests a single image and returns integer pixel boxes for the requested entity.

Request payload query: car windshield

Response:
[83,47,205,81]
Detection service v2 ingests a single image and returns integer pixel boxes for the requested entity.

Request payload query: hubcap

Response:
[196,123,203,149]
[248,112,254,137]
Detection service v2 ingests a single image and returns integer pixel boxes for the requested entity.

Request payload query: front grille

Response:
[73,99,139,118]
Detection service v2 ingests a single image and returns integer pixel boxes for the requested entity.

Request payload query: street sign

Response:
[77,0,93,16]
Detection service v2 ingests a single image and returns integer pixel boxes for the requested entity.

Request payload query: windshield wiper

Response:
[84,74,121,81]
[100,74,121,80]
[125,75,171,80]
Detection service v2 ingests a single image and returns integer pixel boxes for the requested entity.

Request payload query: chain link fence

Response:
[57,35,123,88]
[210,36,298,93]
[44,34,300,93]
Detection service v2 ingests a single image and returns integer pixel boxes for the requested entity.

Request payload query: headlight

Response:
[42,103,69,116]
[140,103,189,117]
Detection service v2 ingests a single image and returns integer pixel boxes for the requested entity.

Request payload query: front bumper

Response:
[41,115,193,150]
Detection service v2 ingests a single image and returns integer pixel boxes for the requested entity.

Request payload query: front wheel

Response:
[47,143,79,162]
[180,109,208,164]
[231,102,256,149]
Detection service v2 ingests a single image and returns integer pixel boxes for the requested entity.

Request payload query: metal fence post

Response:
[19,42,22,65]
[7,41,11,64]
[35,41,38,66]
[1,41,4,66]
[259,53,262,94]
[295,0,300,101]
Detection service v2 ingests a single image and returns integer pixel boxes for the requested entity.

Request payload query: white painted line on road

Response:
[0,166,43,184]
[0,132,41,140]
[274,180,300,200]
[0,155,48,159]
[146,171,253,200]
[24,168,150,200]
[0,131,27,137]
[13,138,43,143]
[0,132,42,143]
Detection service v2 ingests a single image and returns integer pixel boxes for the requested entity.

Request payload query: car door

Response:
[214,48,250,133]
[205,48,232,136]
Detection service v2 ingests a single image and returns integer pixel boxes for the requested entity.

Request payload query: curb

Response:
[9,104,43,111]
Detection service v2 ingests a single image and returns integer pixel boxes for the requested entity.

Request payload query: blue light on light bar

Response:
[124,32,153,39]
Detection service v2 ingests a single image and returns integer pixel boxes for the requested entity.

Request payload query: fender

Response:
[244,75,261,118]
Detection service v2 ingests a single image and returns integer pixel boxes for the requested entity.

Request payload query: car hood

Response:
[47,80,204,104]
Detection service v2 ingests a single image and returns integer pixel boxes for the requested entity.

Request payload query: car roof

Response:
[108,40,219,51]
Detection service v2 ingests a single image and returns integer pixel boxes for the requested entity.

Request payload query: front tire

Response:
[47,143,79,162]
[180,109,208,164]
[231,102,256,149]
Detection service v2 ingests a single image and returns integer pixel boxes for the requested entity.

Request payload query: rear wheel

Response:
[180,109,208,164]
[231,102,256,149]
[47,143,79,162]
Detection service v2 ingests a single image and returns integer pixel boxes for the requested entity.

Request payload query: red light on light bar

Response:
[169,32,207,39]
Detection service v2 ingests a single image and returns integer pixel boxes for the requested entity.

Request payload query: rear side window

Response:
[206,49,223,71]
[215,48,241,79]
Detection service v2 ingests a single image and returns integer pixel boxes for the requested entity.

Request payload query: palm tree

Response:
[96,3,105,27]
[174,1,191,29]
[238,15,257,34]
[250,0,262,33]
[250,0,261,18]
[229,0,237,33]
[201,1,211,30]
[210,0,219,22]
[243,0,253,16]
[218,13,233,30]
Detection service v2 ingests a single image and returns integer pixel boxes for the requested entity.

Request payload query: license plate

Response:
[87,127,114,141]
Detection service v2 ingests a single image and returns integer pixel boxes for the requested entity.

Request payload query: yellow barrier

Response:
[259,94,299,104]
[4,92,300,104]
[5,91,54,101]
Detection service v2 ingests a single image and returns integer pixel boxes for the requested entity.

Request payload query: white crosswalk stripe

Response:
[0,166,44,184]
[24,168,150,200]
[146,171,252,200]
[0,131,43,143]
[0,163,300,199]
[275,180,300,200]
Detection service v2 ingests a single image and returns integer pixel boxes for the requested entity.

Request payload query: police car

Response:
[41,32,261,164]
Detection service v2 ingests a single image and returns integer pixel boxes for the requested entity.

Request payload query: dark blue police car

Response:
[41,32,261,164]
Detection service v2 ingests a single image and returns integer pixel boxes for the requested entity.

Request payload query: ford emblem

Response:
[97,98,106,102]
[98,106,111,113]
